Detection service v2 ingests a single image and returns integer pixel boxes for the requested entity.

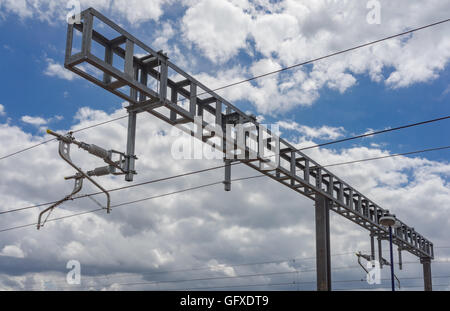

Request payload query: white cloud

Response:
[0,0,32,19]
[277,121,345,140]
[277,120,346,140]
[182,0,251,63]
[250,12,299,58]
[193,62,320,114]
[154,21,175,51]
[44,58,77,81]
[21,116,48,126]
[0,104,5,116]
[0,0,169,24]
[0,245,25,258]
[111,0,170,24]
[20,115,63,127]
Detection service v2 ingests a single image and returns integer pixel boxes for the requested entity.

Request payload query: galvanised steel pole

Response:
[389,226,395,292]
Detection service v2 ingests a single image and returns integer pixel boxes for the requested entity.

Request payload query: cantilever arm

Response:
[47,130,111,213]
[37,130,111,232]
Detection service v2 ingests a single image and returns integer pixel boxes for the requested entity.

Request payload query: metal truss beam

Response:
[64,8,434,262]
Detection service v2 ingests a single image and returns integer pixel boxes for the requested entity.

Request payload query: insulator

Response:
[88,166,111,177]
[80,143,109,160]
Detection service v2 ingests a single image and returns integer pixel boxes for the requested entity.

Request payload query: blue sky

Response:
[0,0,449,291]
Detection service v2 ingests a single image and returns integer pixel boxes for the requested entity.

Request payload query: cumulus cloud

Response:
[180,0,450,113]
[193,62,318,114]
[277,120,346,140]
[21,116,48,126]
[111,0,171,24]
[0,0,33,19]
[0,104,5,116]
[182,0,251,63]
[249,12,300,58]
[20,115,64,128]
[44,58,78,81]
[153,21,175,51]
[0,245,25,258]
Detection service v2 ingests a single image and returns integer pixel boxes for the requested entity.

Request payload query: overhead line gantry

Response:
[53,7,434,291]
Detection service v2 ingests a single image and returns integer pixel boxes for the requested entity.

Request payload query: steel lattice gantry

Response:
[63,8,434,291]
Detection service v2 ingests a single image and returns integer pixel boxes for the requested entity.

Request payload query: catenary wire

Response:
[28,253,360,288]
[50,278,450,291]
[17,252,358,288]
[130,282,450,291]
[291,116,450,152]
[11,252,450,289]
[21,264,450,290]
[1,103,448,164]
[314,145,450,169]
[1,146,450,234]
[0,161,243,215]
[86,272,450,289]
[117,275,450,290]
[0,175,263,233]
[2,143,449,216]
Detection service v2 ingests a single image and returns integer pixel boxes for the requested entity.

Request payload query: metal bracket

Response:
[356,251,401,289]
[37,176,83,230]
[37,130,132,230]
